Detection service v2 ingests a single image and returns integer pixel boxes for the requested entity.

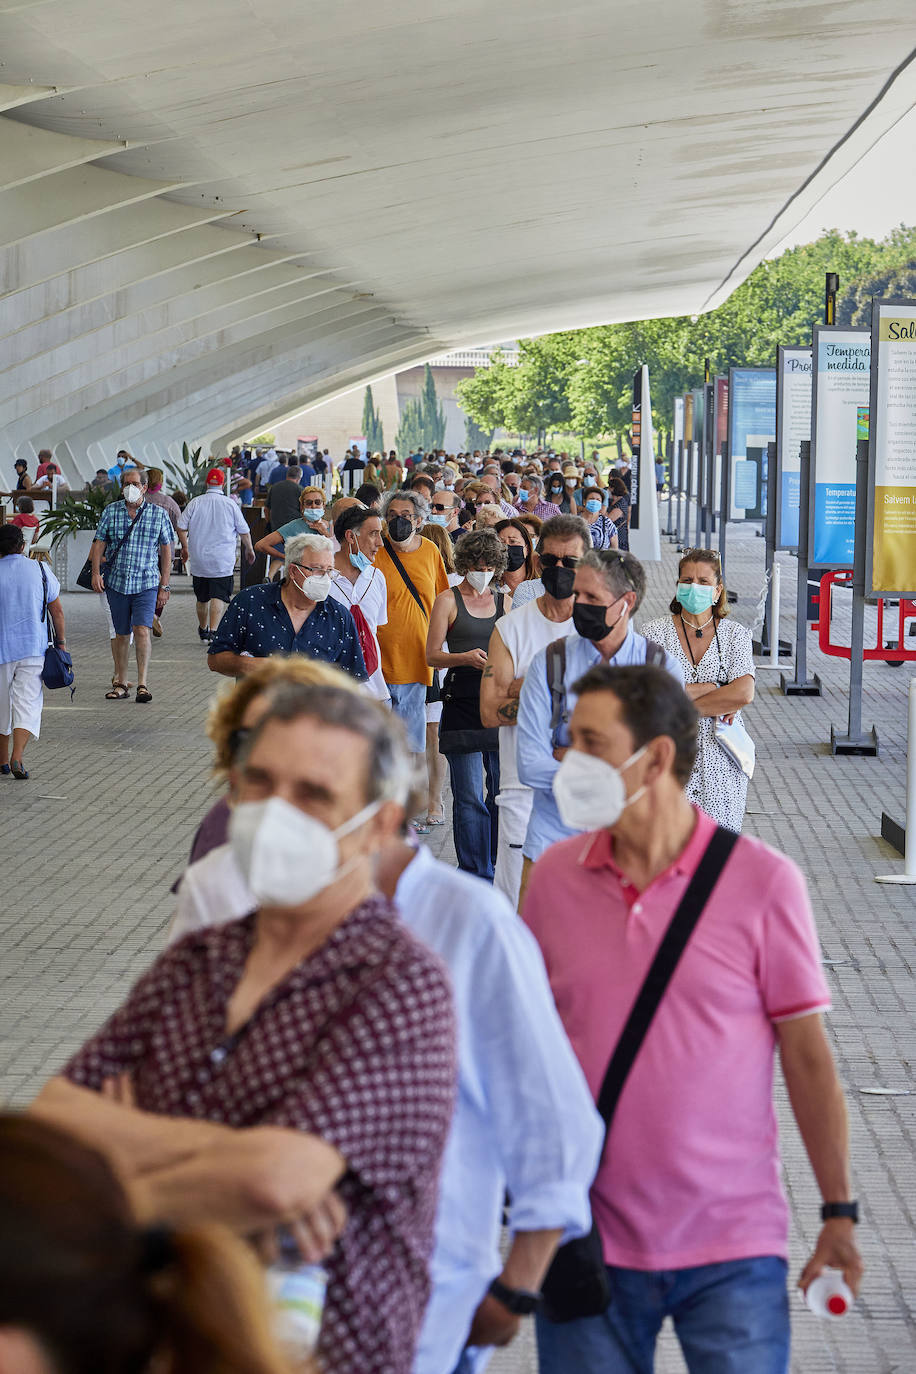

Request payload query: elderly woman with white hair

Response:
[207,531,368,682]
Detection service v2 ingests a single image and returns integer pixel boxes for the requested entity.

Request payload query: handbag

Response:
[38,564,75,696]
[714,716,756,779]
[76,503,146,590]
[540,825,739,1323]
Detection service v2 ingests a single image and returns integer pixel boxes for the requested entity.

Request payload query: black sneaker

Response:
[198,627,211,642]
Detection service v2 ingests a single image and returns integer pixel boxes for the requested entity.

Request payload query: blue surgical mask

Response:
[520,488,532,502]
[584,474,597,487]
[676,582,717,615]
[349,548,371,573]
[586,498,602,514]
[428,513,449,528]
[301,506,324,522]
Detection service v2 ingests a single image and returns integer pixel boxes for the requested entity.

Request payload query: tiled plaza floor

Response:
[2,508,914,1372]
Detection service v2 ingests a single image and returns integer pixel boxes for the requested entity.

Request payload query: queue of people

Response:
[4,439,864,1374]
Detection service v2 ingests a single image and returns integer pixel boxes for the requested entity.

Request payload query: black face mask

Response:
[387,515,413,543]
[504,545,526,572]
[541,565,576,600]
[573,601,611,641]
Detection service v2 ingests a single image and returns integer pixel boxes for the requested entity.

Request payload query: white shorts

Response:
[0,657,45,738]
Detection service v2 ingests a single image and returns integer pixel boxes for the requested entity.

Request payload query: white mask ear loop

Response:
[619,743,648,810]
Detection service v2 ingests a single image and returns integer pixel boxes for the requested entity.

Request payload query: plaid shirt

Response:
[94,500,174,595]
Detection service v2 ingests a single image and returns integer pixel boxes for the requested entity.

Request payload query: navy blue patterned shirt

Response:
[208,582,367,680]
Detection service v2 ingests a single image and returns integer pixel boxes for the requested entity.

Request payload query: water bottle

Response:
[266,1231,327,1364]
[804,1267,853,1318]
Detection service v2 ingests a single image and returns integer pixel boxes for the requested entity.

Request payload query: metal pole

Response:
[831,438,878,754]
[718,440,729,578]
[693,443,702,549]
[876,677,916,883]
[781,439,822,695]
[759,440,777,654]
[825,272,839,327]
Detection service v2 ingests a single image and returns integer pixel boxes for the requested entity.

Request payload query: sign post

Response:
[830,438,879,754]
[781,440,822,696]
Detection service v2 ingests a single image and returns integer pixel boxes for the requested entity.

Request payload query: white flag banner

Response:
[629,364,661,562]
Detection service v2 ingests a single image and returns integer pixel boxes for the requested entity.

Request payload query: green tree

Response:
[463,413,495,452]
[361,385,385,453]
[394,399,426,456]
[418,363,447,449]
[455,350,517,432]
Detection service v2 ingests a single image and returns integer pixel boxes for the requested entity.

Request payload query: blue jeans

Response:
[447,750,499,880]
[536,1257,789,1374]
[388,680,427,753]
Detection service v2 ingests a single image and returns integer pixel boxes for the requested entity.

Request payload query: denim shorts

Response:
[387,680,427,753]
[105,585,158,636]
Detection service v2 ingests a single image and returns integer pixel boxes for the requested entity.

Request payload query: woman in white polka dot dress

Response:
[642,549,755,832]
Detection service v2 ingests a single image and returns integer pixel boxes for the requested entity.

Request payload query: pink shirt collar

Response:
[577,805,714,901]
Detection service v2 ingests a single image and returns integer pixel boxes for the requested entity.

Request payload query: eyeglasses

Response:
[540,553,580,570]
[297,563,332,576]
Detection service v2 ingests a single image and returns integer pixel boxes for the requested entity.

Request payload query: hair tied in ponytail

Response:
[140,1224,176,1275]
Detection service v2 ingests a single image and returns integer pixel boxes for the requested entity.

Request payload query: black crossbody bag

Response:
[541,825,739,1323]
[382,536,429,618]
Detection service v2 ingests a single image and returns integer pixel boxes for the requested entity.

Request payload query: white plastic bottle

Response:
[804,1268,853,1318]
[266,1230,327,1366]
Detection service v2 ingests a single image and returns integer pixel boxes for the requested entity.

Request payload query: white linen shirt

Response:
[177,490,250,577]
[169,841,603,1374]
[329,565,389,701]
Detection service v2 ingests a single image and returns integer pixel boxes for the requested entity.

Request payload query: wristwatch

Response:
[488,1278,543,1315]
[821,1201,859,1223]
[158,585,171,592]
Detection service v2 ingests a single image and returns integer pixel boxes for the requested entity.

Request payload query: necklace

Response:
[683,612,714,640]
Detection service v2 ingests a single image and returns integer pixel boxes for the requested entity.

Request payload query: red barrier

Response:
[817,571,916,663]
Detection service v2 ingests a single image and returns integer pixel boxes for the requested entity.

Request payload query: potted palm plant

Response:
[39,486,118,590]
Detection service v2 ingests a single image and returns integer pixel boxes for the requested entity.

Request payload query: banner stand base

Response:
[874,873,916,884]
[753,638,791,657]
[781,672,822,697]
[880,812,905,855]
[830,724,879,757]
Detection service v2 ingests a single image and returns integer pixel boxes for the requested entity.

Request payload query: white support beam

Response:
[0,114,125,191]
[2,258,346,367]
[0,200,241,297]
[0,163,187,247]
[2,287,376,414]
[0,83,59,112]
[0,233,318,340]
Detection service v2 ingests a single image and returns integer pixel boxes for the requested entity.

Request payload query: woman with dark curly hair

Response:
[425,528,507,879]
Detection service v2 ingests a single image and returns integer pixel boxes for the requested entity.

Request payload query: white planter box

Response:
[53,530,97,591]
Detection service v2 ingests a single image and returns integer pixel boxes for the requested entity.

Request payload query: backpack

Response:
[545,636,666,747]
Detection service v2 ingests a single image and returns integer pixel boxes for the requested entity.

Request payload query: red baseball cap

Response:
[205,467,225,486]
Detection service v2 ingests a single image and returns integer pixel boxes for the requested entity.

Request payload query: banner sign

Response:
[297,436,319,459]
[712,376,728,516]
[683,394,695,494]
[866,300,916,595]
[673,396,685,490]
[727,367,776,520]
[348,436,368,460]
[630,367,642,529]
[809,325,870,568]
[775,346,811,550]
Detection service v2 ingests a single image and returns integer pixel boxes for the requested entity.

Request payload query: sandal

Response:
[135,685,153,704]
[10,760,29,780]
[412,820,432,836]
[105,683,130,700]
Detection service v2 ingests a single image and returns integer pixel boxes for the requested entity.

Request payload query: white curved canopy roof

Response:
[1,1,915,477]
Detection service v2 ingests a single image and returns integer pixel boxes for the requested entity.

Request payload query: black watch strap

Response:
[821,1201,858,1223]
[488,1277,542,1315]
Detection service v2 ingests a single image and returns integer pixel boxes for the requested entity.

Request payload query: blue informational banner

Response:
[775,346,812,550]
[809,325,870,568]
[727,367,776,520]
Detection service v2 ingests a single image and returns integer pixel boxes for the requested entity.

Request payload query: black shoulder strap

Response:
[383,537,428,619]
[38,561,49,636]
[545,636,568,736]
[594,826,739,1135]
[105,502,147,570]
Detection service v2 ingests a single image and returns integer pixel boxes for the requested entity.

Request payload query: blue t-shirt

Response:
[0,554,61,663]
[208,581,367,681]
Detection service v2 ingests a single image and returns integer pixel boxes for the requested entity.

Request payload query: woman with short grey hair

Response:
[425,527,507,879]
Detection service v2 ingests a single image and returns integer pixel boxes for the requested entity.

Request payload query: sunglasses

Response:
[431,503,452,513]
[540,553,580,569]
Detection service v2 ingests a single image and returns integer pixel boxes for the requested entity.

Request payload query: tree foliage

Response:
[361,385,385,453]
[456,226,916,442]
[396,364,447,453]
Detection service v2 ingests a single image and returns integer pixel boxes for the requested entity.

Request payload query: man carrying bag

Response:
[522,664,862,1374]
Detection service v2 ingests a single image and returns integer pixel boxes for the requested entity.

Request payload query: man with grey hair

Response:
[376,487,448,759]
[208,531,367,680]
[515,548,684,905]
[34,679,456,1374]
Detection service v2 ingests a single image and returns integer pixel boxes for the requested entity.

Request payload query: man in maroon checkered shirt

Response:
[30,682,457,1374]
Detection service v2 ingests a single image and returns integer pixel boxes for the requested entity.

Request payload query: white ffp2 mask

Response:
[552,746,647,831]
[466,569,495,593]
[228,795,380,907]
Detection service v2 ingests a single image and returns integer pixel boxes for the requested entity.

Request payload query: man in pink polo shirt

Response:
[523,663,863,1374]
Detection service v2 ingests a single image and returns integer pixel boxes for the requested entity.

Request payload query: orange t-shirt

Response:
[376,538,448,686]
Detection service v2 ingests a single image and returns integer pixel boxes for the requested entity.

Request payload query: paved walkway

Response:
[2,512,914,1373]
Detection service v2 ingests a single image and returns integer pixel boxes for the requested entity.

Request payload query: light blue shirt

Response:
[517,626,685,860]
[396,844,603,1374]
[0,554,60,664]
[510,576,543,608]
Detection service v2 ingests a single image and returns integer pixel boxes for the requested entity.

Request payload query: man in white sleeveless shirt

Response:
[481,515,590,907]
